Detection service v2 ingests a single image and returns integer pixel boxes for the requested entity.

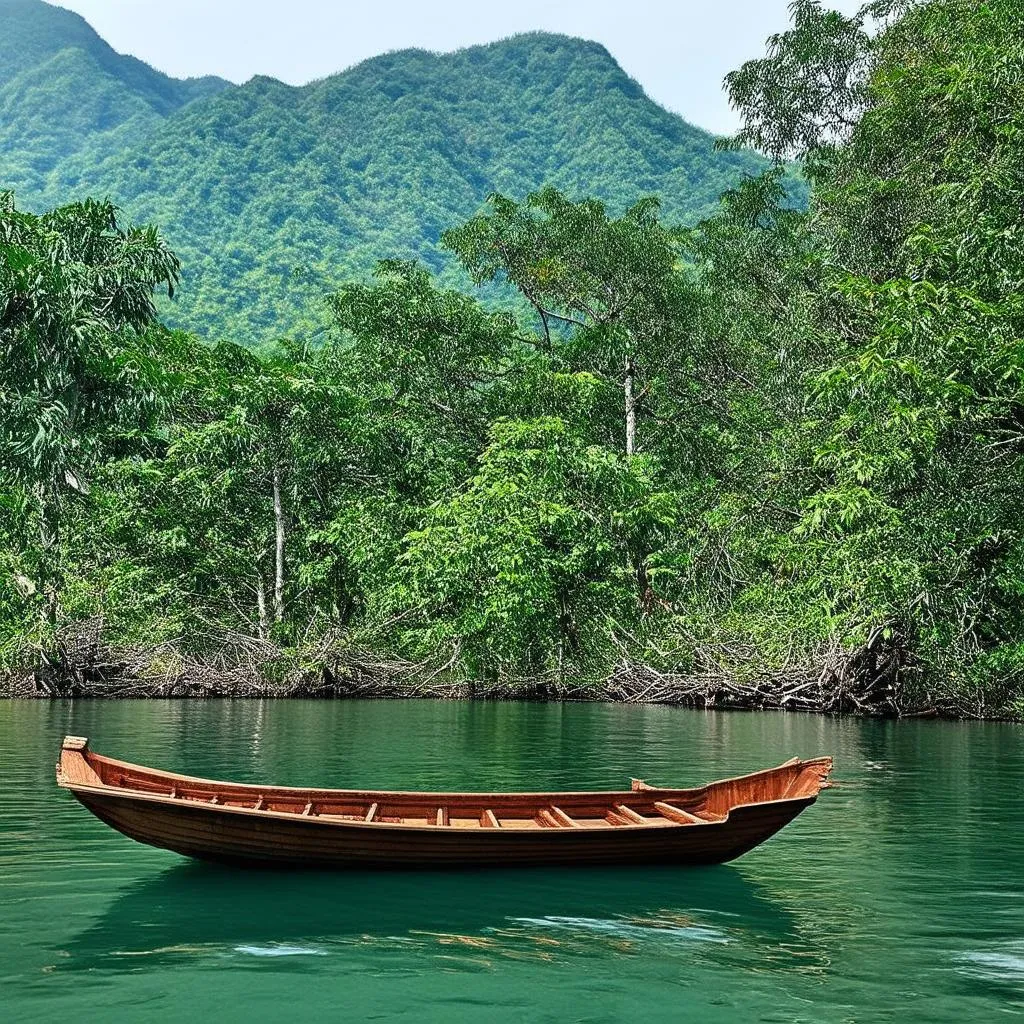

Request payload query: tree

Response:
[157,339,355,637]
[394,412,678,680]
[443,188,697,459]
[0,192,178,629]
[720,0,1024,709]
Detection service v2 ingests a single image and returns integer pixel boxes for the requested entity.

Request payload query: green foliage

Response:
[0,194,180,488]
[707,0,1024,710]
[2,0,1023,715]
[395,415,677,678]
[0,191,179,639]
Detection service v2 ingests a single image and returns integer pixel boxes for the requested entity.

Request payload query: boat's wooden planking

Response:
[67,788,817,867]
[56,737,832,868]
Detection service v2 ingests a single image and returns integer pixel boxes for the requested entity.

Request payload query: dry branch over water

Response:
[2,617,997,719]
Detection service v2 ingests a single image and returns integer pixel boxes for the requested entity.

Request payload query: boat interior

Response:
[59,738,832,832]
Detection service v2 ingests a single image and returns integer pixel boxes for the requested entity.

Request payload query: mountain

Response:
[0,2,774,343]
[0,0,228,197]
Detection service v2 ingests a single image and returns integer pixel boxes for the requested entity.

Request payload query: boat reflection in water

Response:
[62,860,828,975]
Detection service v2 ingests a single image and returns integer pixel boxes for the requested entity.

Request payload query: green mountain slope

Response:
[0,0,228,194]
[1,3,776,342]
[0,0,226,99]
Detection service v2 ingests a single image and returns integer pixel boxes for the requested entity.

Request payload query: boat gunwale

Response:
[56,741,831,835]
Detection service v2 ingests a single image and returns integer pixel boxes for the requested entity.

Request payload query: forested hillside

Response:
[0,2,769,342]
[3,0,1022,717]
[0,0,228,197]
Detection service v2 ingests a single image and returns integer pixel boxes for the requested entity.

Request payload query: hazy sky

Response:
[54,0,862,135]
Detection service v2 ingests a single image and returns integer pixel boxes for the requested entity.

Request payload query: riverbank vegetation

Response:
[2,0,1022,717]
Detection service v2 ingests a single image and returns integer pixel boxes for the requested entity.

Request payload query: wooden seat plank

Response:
[653,801,704,825]
[549,805,579,828]
[613,804,649,825]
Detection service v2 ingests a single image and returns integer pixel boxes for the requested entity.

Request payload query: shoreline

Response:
[2,624,1009,719]
[0,670,993,720]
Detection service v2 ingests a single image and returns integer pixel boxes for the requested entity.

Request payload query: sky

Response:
[54,0,863,136]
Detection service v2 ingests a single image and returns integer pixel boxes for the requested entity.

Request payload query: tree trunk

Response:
[35,482,59,629]
[624,355,637,456]
[255,572,269,639]
[272,464,286,624]
[618,358,634,458]
[636,553,653,613]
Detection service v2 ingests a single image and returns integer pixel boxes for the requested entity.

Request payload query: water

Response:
[1,700,1022,1023]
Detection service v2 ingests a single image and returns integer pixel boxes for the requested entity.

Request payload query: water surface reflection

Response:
[65,861,820,974]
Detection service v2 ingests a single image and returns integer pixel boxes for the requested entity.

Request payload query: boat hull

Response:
[73,789,815,868]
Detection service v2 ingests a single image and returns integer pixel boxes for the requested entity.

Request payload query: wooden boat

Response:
[56,736,832,869]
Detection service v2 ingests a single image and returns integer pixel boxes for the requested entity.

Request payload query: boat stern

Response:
[56,735,102,789]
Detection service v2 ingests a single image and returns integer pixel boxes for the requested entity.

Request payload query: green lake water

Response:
[1,700,1022,1023]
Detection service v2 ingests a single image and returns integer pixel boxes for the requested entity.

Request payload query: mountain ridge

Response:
[0,0,229,100]
[0,3,778,343]
[0,0,230,195]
